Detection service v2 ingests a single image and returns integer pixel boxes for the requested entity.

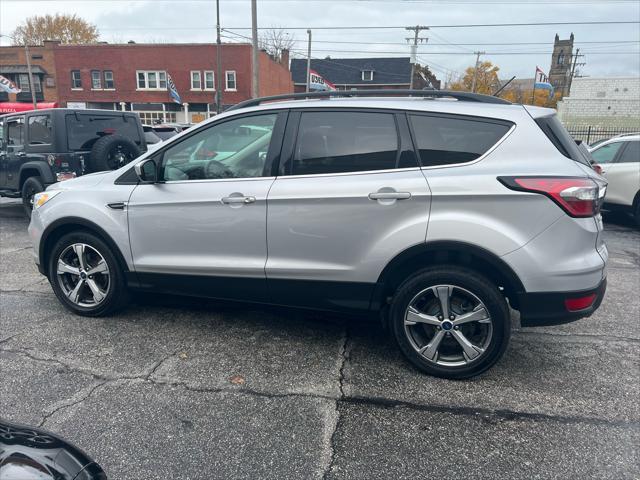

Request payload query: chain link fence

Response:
[565,125,639,145]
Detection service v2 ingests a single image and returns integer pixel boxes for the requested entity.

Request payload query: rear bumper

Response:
[516,277,607,327]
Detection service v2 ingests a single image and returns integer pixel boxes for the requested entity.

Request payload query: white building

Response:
[557,77,640,128]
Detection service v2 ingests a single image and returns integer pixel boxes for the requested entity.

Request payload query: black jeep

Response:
[0,108,146,217]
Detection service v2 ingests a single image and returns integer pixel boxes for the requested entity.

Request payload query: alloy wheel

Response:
[56,243,110,307]
[404,284,493,367]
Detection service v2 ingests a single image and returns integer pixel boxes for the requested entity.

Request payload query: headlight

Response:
[33,191,62,210]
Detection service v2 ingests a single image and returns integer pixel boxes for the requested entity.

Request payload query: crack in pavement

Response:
[38,381,107,428]
[322,328,350,480]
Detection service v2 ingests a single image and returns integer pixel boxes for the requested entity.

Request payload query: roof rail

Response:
[613,131,640,138]
[228,89,511,111]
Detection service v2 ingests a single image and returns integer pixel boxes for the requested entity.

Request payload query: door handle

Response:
[221,196,256,204]
[18,152,27,158]
[368,191,411,200]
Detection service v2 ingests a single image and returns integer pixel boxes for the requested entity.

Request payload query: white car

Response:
[589,133,640,226]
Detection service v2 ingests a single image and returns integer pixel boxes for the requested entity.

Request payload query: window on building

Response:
[28,115,52,145]
[136,71,168,90]
[362,70,374,81]
[557,50,565,65]
[225,71,237,91]
[289,111,398,175]
[104,70,115,89]
[204,71,215,90]
[18,74,42,93]
[191,71,202,90]
[409,114,512,167]
[136,111,177,125]
[71,70,82,89]
[91,70,102,89]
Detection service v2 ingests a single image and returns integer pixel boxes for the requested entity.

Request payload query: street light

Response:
[0,34,38,110]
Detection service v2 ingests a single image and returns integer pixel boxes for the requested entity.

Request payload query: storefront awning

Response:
[0,102,58,113]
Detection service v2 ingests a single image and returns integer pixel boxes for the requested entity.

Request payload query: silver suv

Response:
[28,90,608,379]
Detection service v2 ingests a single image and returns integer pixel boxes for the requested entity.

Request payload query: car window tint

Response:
[534,115,591,167]
[28,115,52,145]
[410,114,511,167]
[65,114,141,150]
[618,141,639,163]
[7,120,24,147]
[160,114,277,181]
[291,111,398,175]
[590,142,624,164]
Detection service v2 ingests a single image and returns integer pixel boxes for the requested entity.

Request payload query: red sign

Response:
[0,102,58,114]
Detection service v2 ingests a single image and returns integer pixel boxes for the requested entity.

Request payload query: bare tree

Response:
[12,14,99,45]
[259,28,295,64]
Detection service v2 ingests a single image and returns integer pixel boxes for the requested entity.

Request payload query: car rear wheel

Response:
[48,231,129,316]
[21,176,44,219]
[390,266,511,379]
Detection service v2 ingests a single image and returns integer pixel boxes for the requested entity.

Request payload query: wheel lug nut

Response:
[449,315,455,320]
[436,326,441,330]
[454,326,459,330]
[438,316,443,321]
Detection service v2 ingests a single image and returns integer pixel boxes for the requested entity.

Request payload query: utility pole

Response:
[24,43,38,110]
[567,48,585,97]
[306,29,312,92]
[405,25,429,89]
[471,51,485,93]
[251,0,259,98]
[215,0,222,113]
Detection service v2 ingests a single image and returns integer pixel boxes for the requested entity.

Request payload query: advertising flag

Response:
[534,66,554,97]
[0,75,21,94]
[309,69,337,91]
[167,73,181,104]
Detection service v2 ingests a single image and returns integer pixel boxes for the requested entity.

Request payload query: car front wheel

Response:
[48,232,129,316]
[390,266,511,379]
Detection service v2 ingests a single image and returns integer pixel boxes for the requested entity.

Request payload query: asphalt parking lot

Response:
[1,197,638,479]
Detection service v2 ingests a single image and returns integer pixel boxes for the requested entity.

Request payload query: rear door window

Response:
[28,115,52,145]
[409,114,512,167]
[618,141,639,163]
[65,114,141,150]
[290,111,399,175]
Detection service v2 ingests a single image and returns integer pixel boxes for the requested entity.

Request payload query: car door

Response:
[127,111,287,302]
[593,140,639,206]
[265,109,431,312]
[2,116,25,190]
[600,140,639,206]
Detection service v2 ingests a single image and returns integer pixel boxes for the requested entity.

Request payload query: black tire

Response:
[88,134,141,173]
[48,231,129,316]
[389,266,511,379]
[21,176,44,219]
[633,196,640,228]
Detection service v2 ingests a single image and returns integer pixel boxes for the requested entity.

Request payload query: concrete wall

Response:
[557,77,640,128]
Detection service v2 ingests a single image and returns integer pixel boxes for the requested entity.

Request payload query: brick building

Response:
[0,40,59,108]
[0,42,293,122]
[290,57,440,92]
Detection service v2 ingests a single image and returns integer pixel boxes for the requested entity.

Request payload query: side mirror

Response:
[134,158,158,183]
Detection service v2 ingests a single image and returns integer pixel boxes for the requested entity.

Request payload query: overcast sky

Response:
[1,0,639,82]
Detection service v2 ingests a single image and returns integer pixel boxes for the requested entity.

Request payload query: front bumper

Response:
[516,277,607,327]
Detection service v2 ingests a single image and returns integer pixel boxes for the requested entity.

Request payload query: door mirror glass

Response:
[134,158,158,183]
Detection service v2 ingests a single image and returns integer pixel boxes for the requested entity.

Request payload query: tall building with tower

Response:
[549,33,574,97]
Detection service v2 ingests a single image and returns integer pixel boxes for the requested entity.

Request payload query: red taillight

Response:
[499,176,600,218]
[564,294,596,312]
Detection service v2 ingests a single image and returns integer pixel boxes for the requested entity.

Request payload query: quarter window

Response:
[618,141,639,163]
[191,71,202,90]
[104,70,115,89]
[71,70,82,89]
[590,142,624,164]
[91,70,102,89]
[160,114,278,181]
[410,114,511,167]
[7,120,24,147]
[225,71,237,91]
[291,111,398,175]
[28,115,52,145]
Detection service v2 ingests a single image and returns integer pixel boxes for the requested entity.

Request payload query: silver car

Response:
[588,133,640,226]
[28,91,608,379]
